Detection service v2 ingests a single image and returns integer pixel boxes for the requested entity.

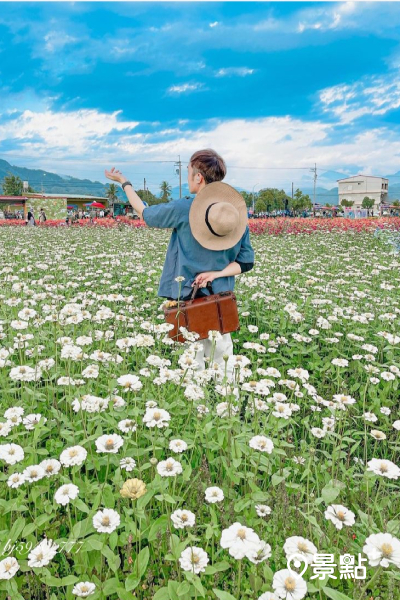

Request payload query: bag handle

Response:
[190,281,214,300]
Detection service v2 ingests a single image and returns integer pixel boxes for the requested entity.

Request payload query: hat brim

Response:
[189,181,248,250]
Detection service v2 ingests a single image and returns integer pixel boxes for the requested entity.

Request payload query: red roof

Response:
[0,196,29,200]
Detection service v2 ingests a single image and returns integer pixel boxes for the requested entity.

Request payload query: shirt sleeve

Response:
[142,200,184,229]
[235,226,255,263]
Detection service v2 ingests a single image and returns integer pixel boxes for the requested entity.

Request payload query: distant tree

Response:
[393,200,400,207]
[341,199,354,207]
[255,197,267,213]
[105,183,119,202]
[257,188,289,211]
[159,181,172,202]
[290,188,312,214]
[136,189,159,205]
[240,191,253,207]
[2,173,35,195]
[362,196,375,210]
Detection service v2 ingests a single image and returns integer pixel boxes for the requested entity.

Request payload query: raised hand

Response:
[104,167,127,184]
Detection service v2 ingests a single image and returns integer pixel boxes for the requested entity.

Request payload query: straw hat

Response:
[189,182,248,250]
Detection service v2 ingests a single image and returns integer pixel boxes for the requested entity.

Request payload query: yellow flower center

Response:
[284,577,296,592]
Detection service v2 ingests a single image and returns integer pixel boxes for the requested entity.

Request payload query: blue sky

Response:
[1,1,400,193]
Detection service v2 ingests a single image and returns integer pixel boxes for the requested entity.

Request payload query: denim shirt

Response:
[142,197,254,300]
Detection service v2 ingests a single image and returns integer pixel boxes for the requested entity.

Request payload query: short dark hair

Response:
[190,149,226,184]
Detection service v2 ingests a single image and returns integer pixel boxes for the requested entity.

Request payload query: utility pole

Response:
[311,163,317,216]
[291,182,294,199]
[175,156,182,198]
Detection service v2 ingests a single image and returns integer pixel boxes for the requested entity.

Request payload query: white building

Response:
[337,175,388,213]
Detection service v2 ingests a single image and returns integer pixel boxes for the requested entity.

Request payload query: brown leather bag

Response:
[163,283,240,343]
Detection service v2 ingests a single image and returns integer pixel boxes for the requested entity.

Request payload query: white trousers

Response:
[194,333,233,378]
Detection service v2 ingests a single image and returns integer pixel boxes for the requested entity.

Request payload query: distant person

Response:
[99,209,104,218]
[38,208,47,223]
[26,211,35,226]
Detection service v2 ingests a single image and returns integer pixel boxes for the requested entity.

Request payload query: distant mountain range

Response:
[1,159,400,204]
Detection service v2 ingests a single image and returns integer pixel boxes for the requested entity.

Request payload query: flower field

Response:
[0,226,399,600]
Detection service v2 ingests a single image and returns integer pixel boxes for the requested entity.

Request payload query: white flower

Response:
[272,568,307,600]
[23,465,45,483]
[54,483,79,506]
[220,522,261,560]
[363,532,400,568]
[0,444,24,465]
[370,430,386,440]
[23,413,46,430]
[363,412,378,423]
[28,539,59,567]
[9,365,42,381]
[93,509,120,533]
[143,408,171,429]
[324,505,355,530]
[248,540,272,564]
[283,536,317,564]
[331,358,349,367]
[171,509,196,529]
[205,486,224,503]
[367,458,400,480]
[157,458,182,477]
[0,556,19,580]
[179,546,209,574]
[258,593,278,600]
[381,371,395,382]
[7,473,25,488]
[0,422,12,437]
[72,581,96,597]
[393,420,400,431]
[249,435,274,453]
[380,407,391,416]
[216,402,239,417]
[40,459,61,477]
[311,427,326,439]
[95,434,124,454]
[117,374,143,391]
[169,439,188,453]
[255,504,272,517]
[60,445,87,467]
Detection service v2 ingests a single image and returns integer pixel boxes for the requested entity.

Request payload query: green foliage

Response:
[159,180,172,202]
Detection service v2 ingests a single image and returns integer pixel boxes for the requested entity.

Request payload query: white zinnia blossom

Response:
[120,457,136,472]
[54,483,80,506]
[28,539,59,568]
[72,581,96,597]
[60,445,87,467]
[0,444,25,465]
[324,505,355,530]
[40,459,61,477]
[95,434,124,453]
[283,536,317,564]
[220,522,262,560]
[23,465,45,483]
[171,509,196,529]
[157,457,182,477]
[205,486,224,503]
[363,533,400,568]
[143,407,171,429]
[9,365,42,381]
[0,556,19,580]
[179,546,209,574]
[255,504,272,517]
[272,568,307,600]
[117,374,143,391]
[367,458,400,480]
[7,473,25,488]
[248,540,272,564]
[249,435,274,453]
[169,439,188,453]
[92,509,120,533]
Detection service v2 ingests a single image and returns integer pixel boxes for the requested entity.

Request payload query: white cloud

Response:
[167,83,203,94]
[209,22,219,28]
[2,108,400,187]
[44,31,77,52]
[0,108,138,155]
[320,72,400,123]
[297,2,356,33]
[215,67,254,77]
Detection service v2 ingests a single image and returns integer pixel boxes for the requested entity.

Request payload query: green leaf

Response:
[323,588,354,600]
[148,514,168,541]
[168,580,180,600]
[321,483,341,504]
[125,575,140,592]
[204,561,231,575]
[126,547,150,591]
[101,544,121,572]
[213,590,237,600]
[153,587,170,600]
